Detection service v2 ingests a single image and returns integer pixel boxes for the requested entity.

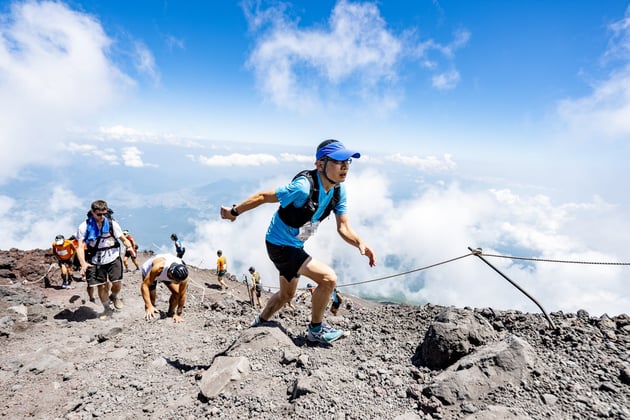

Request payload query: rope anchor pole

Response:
[468,247,557,330]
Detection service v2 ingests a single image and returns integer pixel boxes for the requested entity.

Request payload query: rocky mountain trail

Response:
[0,249,628,419]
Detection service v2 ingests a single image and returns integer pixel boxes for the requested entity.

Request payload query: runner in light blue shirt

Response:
[266,172,348,248]
[220,139,376,344]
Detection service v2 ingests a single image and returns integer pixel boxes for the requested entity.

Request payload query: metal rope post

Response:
[468,247,557,330]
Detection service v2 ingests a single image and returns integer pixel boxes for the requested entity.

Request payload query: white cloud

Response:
[556,6,630,140]
[48,186,83,214]
[279,153,313,163]
[604,5,630,62]
[1,160,628,316]
[195,151,356,167]
[197,153,279,167]
[432,70,461,90]
[182,170,629,316]
[244,0,469,110]
[165,34,185,51]
[245,1,397,110]
[98,125,204,148]
[381,182,629,316]
[63,142,98,154]
[133,40,160,85]
[415,28,471,60]
[414,28,469,91]
[62,142,157,167]
[557,70,630,139]
[0,1,133,183]
[386,153,457,171]
[122,146,156,168]
[101,125,148,140]
[63,142,120,165]
[0,190,83,250]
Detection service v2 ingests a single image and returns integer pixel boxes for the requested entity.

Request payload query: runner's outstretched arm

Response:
[220,189,278,222]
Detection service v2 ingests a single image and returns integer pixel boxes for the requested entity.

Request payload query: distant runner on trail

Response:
[51,234,76,289]
[216,250,228,290]
[249,266,263,308]
[220,139,376,344]
[170,233,185,258]
[140,254,189,323]
[330,288,343,315]
[122,230,140,272]
[295,283,315,305]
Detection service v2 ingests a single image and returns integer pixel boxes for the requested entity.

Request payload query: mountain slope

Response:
[0,249,628,419]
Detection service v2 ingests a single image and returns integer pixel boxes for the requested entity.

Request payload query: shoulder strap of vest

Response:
[297,169,341,219]
[84,214,120,251]
[293,169,340,206]
[278,169,341,228]
[306,169,341,212]
[294,169,318,205]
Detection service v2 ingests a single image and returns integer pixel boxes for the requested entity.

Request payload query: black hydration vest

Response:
[277,169,340,228]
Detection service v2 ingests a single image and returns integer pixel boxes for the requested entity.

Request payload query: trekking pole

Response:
[468,247,557,330]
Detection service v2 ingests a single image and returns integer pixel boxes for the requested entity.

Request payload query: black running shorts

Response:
[57,259,73,267]
[265,241,309,282]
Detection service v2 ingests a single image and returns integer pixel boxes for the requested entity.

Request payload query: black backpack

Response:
[277,169,340,228]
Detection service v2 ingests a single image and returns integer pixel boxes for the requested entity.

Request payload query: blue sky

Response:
[1,0,630,316]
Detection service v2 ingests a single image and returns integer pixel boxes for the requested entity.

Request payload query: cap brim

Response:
[327,149,361,160]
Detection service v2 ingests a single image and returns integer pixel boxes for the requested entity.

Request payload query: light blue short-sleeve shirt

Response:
[265,172,347,248]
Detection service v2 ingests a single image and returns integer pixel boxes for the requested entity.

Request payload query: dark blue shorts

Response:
[265,241,309,282]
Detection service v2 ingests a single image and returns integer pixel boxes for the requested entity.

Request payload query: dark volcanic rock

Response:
[414,307,498,370]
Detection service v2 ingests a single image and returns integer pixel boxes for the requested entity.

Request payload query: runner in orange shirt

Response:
[52,234,76,289]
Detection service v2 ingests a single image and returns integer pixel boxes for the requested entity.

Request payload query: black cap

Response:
[168,263,188,281]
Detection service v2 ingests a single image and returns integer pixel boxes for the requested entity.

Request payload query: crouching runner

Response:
[140,254,189,323]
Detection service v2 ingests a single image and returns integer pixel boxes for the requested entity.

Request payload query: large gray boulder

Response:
[415,307,498,370]
[199,356,250,399]
[423,335,539,406]
[198,326,297,399]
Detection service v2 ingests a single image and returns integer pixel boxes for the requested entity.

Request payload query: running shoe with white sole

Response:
[307,323,343,343]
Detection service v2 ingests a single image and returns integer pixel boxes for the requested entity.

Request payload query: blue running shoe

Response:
[251,315,269,327]
[307,323,343,343]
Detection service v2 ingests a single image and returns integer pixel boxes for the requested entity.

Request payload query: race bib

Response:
[297,221,320,241]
